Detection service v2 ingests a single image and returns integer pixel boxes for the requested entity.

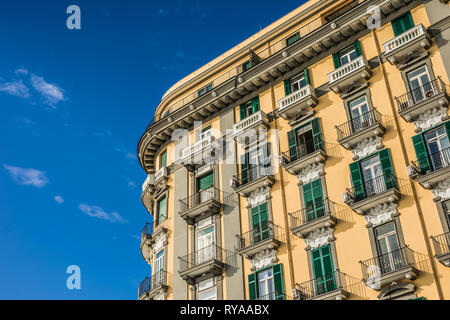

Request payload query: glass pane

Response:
[375,222,395,237]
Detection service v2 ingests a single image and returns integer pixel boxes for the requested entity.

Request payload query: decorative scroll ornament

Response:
[249,249,278,271]
[247,187,271,208]
[304,227,334,250]
[152,231,168,253]
[412,106,448,132]
[296,163,324,185]
[351,136,383,159]
[430,177,450,201]
[363,203,398,227]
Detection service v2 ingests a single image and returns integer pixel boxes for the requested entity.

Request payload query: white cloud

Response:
[14,68,28,76]
[3,164,49,188]
[0,80,31,99]
[78,204,128,224]
[30,74,65,108]
[54,195,64,204]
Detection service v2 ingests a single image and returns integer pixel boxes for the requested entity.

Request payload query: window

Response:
[302,179,325,222]
[197,278,217,300]
[311,245,336,295]
[286,32,300,46]
[407,65,433,104]
[197,125,212,142]
[283,68,310,96]
[391,12,414,37]
[442,200,450,229]
[156,196,167,225]
[154,249,165,287]
[374,222,404,273]
[241,143,271,184]
[349,149,395,201]
[248,264,284,300]
[160,150,167,168]
[197,172,214,202]
[198,84,213,97]
[196,218,215,265]
[348,95,371,133]
[251,202,270,244]
[287,118,322,161]
[239,96,260,120]
[413,123,450,173]
[332,41,362,69]
[243,60,256,72]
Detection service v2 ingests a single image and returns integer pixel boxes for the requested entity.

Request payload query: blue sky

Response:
[0,0,304,299]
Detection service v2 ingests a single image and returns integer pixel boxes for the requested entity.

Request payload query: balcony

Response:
[140,222,153,263]
[178,244,225,284]
[141,167,169,208]
[179,136,219,171]
[231,162,275,197]
[255,291,291,301]
[179,187,222,225]
[395,78,449,126]
[138,271,169,300]
[282,139,327,175]
[289,199,337,239]
[383,24,431,66]
[360,247,418,290]
[236,222,283,258]
[276,85,318,121]
[336,109,385,154]
[408,148,450,192]
[344,173,400,214]
[232,111,270,145]
[296,270,349,300]
[431,233,450,267]
[328,56,371,95]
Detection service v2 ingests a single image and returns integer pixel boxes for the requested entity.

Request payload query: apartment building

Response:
[137,0,450,300]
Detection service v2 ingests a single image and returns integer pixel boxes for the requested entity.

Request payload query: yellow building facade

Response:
[138,0,450,300]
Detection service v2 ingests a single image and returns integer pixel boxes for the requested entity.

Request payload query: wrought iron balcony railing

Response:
[141,222,152,244]
[296,270,346,300]
[336,109,383,141]
[237,222,282,252]
[234,162,273,188]
[282,138,325,164]
[289,198,335,229]
[395,78,447,112]
[138,270,169,299]
[411,147,450,177]
[360,247,415,282]
[179,244,223,273]
[179,187,221,212]
[383,24,428,54]
[431,233,450,257]
[345,173,398,204]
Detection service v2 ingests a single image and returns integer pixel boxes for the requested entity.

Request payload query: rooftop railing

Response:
[289,198,335,229]
[296,270,347,300]
[336,109,383,141]
[237,222,283,252]
[179,244,223,273]
[179,187,221,212]
[360,247,415,282]
[395,78,448,112]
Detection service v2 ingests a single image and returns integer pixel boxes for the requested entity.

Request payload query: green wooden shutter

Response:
[412,133,431,173]
[287,33,300,46]
[160,151,167,168]
[392,12,414,36]
[252,96,260,113]
[287,129,298,161]
[354,40,362,57]
[311,245,336,294]
[312,179,325,219]
[272,264,285,300]
[241,153,250,184]
[198,172,214,191]
[304,68,310,85]
[157,196,167,224]
[349,161,366,201]
[248,273,258,300]
[311,118,323,151]
[302,182,314,221]
[284,80,291,96]
[239,104,246,120]
[445,121,450,141]
[252,203,269,242]
[379,149,396,190]
[332,53,341,69]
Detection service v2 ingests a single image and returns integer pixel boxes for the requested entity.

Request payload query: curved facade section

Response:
[137,0,450,300]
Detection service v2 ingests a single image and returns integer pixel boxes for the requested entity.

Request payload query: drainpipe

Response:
[371,29,444,300]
